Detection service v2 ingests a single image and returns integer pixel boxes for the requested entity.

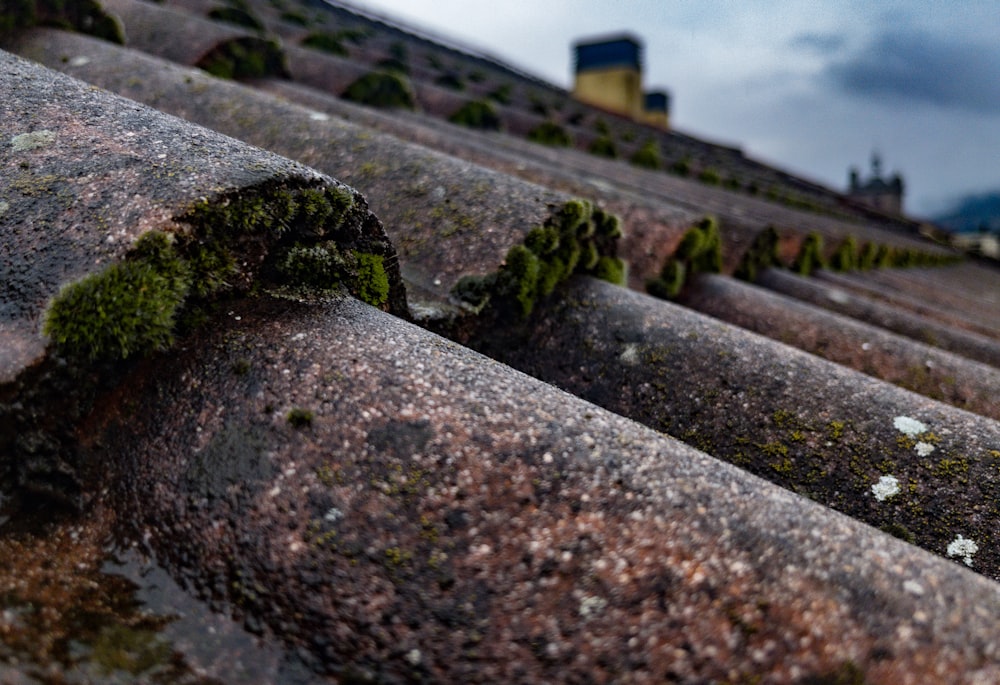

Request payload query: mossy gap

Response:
[450,199,625,318]
[43,180,393,362]
[647,215,722,299]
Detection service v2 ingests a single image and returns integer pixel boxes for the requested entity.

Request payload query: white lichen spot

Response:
[914,441,935,457]
[11,130,56,152]
[871,475,900,501]
[578,595,607,620]
[0,200,7,218]
[619,342,640,366]
[902,580,925,596]
[947,534,978,566]
[324,507,343,523]
[69,56,90,67]
[309,111,329,121]
[893,416,927,438]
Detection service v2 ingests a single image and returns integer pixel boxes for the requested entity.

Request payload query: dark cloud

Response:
[789,32,845,55]
[826,29,1000,113]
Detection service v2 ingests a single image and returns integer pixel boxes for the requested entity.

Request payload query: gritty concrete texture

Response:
[678,273,1000,421]
[0,48,402,500]
[757,268,1000,369]
[81,293,1000,683]
[460,276,1000,580]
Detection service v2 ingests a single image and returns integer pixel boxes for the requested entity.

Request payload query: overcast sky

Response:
[345,0,1000,218]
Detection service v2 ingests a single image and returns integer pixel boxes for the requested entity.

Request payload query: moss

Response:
[279,9,308,25]
[435,72,465,91]
[698,167,722,185]
[488,84,512,105]
[286,408,314,428]
[208,5,264,31]
[793,232,826,276]
[830,235,859,272]
[495,244,540,317]
[197,37,288,80]
[342,70,416,110]
[275,242,349,289]
[858,241,879,270]
[3,0,124,42]
[646,259,686,299]
[670,157,692,176]
[591,256,626,286]
[91,623,173,677]
[735,226,779,282]
[43,232,190,361]
[528,121,572,147]
[354,252,390,307]
[827,420,845,441]
[588,136,617,159]
[629,140,661,170]
[301,32,348,56]
[451,199,624,315]
[449,100,501,131]
[675,227,706,262]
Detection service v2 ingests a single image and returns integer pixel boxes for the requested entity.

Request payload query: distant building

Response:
[571,34,670,129]
[847,153,904,215]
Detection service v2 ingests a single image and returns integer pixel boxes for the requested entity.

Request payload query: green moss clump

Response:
[629,140,662,170]
[451,199,625,315]
[734,226,779,282]
[646,216,721,300]
[44,232,190,361]
[495,244,540,317]
[528,121,572,147]
[197,37,288,80]
[301,32,348,56]
[354,252,390,308]
[275,242,349,288]
[342,70,416,110]
[287,408,314,428]
[793,231,826,276]
[830,235,859,272]
[858,241,879,270]
[434,72,464,91]
[646,259,686,299]
[698,167,722,185]
[591,256,626,286]
[208,5,264,31]
[1,0,124,42]
[670,157,691,176]
[588,136,617,159]
[279,10,308,25]
[449,100,501,131]
[488,84,512,105]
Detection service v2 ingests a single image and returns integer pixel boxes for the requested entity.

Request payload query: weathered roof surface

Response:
[757,268,1000,368]
[677,272,1000,420]
[458,276,1000,577]
[86,293,1000,682]
[2,0,1000,680]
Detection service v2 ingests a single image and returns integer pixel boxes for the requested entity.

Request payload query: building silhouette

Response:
[848,152,904,215]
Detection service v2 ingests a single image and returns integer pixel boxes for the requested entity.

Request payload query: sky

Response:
[344,0,1000,218]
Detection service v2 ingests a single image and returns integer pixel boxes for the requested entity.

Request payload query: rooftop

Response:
[2,0,1000,681]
